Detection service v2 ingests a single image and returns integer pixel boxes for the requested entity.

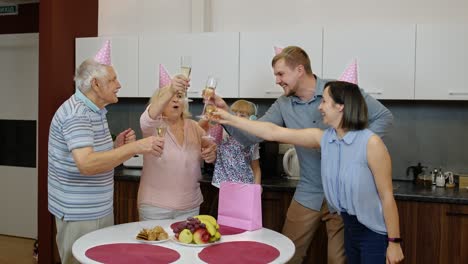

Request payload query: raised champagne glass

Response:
[180,55,192,102]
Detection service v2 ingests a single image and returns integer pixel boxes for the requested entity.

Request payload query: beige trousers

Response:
[55,213,114,264]
[282,199,345,264]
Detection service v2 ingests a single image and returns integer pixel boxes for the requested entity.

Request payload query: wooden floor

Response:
[0,235,36,264]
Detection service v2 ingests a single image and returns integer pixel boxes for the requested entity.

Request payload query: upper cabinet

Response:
[75,25,468,100]
[75,36,139,97]
[415,24,468,100]
[139,32,240,98]
[323,25,416,100]
[239,30,323,98]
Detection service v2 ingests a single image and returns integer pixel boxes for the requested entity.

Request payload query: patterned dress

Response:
[212,133,259,188]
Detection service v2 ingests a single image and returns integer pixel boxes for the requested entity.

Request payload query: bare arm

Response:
[147,74,188,119]
[367,135,404,264]
[214,109,322,149]
[72,136,164,175]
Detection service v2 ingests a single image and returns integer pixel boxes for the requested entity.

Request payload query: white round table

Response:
[72,219,295,263]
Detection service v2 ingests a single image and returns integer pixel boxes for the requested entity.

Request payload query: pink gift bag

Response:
[217,182,262,231]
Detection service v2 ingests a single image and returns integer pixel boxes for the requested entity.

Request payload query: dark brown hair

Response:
[271,46,313,75]
[324,81,368,130]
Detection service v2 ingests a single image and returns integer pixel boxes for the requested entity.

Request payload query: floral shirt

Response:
[212,134,259,188]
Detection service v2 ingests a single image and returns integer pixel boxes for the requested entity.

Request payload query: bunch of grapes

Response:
[172,217,206,236]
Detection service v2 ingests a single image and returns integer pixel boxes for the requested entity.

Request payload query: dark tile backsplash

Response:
[0,120,36,168]
[107,98,468,180]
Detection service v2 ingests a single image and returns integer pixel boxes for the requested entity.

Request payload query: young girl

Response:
[212,99,261,187]
[203,100,262,217]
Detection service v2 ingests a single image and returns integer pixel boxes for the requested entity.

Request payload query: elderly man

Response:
[48,58,165,264]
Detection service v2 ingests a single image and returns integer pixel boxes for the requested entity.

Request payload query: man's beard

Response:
[284,86,296,97]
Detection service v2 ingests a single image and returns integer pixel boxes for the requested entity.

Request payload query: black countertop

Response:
[115,167,468,205]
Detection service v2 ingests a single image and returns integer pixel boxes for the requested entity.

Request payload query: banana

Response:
[194,215,218,228]
[198,219,216,236]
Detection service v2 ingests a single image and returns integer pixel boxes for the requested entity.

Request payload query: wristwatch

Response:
[387,237,403,243]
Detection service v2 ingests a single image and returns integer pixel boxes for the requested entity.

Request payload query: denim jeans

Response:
[341,212,388,264]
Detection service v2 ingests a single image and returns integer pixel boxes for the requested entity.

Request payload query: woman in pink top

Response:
[138,74,217,221]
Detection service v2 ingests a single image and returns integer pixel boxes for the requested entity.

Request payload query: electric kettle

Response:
[283,148,300,179]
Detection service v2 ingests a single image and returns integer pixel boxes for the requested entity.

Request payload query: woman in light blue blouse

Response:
[213,81,404,264]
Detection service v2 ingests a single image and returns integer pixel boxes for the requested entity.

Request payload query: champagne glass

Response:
[200,103,217,141]
[197,76,218,122]
[155,115,167,158]
[180,56,193,102]
[155,115,167,137]
[202,76,217,102]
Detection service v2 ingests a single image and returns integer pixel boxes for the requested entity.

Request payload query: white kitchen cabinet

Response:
[139,32,240,98]
[415,24,468,100]
[239,30,323,98]
[75,36,139,97]
[322,24,416,100]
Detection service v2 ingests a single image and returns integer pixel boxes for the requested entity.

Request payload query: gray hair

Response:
[74,59,109,92]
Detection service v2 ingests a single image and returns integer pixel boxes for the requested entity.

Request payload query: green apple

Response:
[178,229,193,244]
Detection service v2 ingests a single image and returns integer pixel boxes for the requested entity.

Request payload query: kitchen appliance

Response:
[123,154,143,168]
[406,163,427,183]
[283,148,300,179]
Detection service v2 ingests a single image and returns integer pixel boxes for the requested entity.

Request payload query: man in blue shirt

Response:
[48,59,167,264]
[213,46,393,263]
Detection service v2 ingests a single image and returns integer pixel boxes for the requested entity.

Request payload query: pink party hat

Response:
[339,59,358,85]
[159,64,172,88]
[94,40,112,65]
[274,46,283,55]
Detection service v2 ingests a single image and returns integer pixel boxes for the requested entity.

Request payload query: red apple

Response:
[193,228,210,244]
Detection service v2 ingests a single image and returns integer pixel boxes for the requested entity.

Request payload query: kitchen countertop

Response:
[115,167,468,205]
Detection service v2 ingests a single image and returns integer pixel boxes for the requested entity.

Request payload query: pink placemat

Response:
[170,221,246,236]
[198,241,280,264]
[218,224,247,235]
[85,243,180,264]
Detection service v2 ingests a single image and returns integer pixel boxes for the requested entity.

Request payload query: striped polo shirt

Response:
[48,89,114,221]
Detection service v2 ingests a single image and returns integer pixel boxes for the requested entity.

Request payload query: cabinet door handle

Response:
[367,91,383,95]
[446,212,468,217]
[448,92,468,95]
[265,91,283,94]
[187,90,200,94]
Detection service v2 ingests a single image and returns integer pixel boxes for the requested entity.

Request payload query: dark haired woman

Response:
[212,81,404,264]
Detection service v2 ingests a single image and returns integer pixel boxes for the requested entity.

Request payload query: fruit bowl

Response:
[171,215,222,246]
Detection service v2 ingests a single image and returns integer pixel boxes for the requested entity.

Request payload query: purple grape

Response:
[187,217,195,221]
[190,227,195,233]
[194,224,199,229]
[200,223,206,228]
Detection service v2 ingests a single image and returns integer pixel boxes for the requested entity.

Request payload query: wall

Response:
[106,99,468,180]
[98,0,468,35]
[0,2,39,239]
[0,33,38,238]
